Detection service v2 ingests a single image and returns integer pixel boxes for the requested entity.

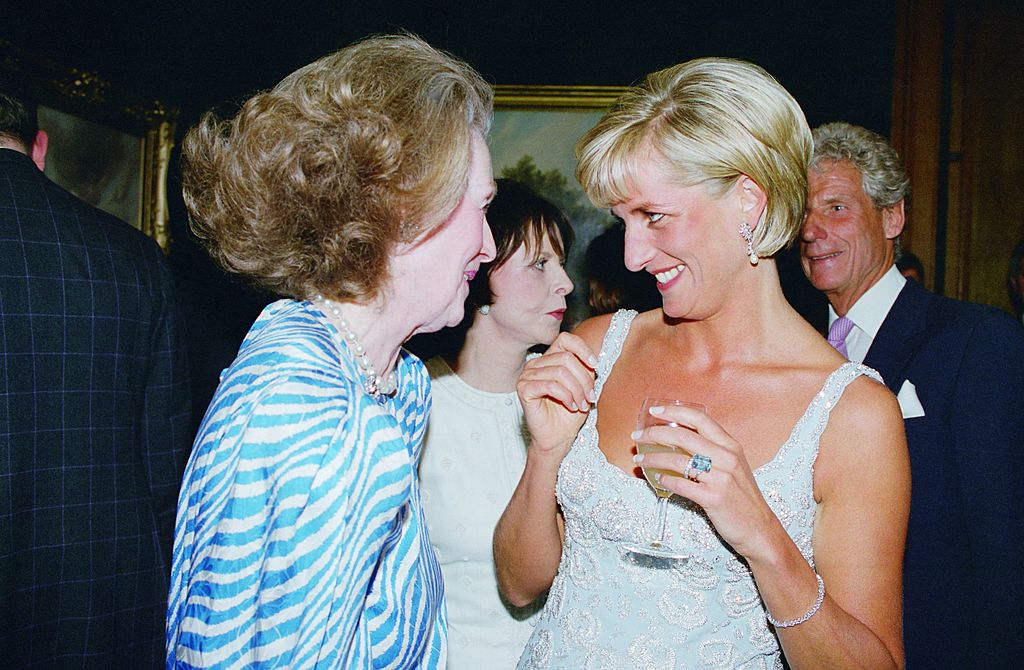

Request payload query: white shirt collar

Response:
[828,266,906,335]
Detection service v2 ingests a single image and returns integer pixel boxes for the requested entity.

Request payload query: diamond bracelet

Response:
[767,573,826,628]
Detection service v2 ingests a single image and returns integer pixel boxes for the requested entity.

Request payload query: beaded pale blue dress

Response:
[518,310,882,670]
[167,299,446,669]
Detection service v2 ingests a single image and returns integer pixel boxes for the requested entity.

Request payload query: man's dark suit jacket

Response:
[0,149,191,667]
[862,276,1024,668]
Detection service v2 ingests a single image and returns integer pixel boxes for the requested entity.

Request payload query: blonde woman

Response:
[167,35,495,668]
[495,58,910,668]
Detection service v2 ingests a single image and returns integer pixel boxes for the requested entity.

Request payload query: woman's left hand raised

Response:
[517,332,598,459]
[632,403,779,561]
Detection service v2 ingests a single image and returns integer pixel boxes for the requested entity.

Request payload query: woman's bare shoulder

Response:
[831,372,902,432]
[816,370,907,490]
[572,311,617,352]
[572,308,662,354]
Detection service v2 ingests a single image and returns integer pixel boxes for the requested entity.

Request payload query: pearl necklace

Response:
[314,295,398,400]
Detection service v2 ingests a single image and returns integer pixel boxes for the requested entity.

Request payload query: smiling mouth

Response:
[806,250,842,262]
[548,309,566,319]
[653,264,685,284]
[464,270,477,281]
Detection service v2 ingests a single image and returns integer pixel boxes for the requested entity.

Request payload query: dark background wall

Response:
[2,0,897,429]
[4,2,896,130]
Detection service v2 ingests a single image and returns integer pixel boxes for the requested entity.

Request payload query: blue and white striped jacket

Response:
[167,299,445,669]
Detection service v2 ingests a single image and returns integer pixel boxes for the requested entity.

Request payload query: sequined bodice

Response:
[518,310,882,670]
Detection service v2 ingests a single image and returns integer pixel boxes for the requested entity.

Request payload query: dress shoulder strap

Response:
[798,361,884,447]
[594,309,638,400]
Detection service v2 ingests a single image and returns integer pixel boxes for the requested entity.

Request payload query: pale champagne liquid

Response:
[636,442,686,498]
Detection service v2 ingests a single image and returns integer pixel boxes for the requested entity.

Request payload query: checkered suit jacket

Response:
[0,148,191,668]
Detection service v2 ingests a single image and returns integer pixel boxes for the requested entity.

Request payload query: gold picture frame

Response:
[493,85,628,110]
[490,85,628,325]
[1,40,179,251]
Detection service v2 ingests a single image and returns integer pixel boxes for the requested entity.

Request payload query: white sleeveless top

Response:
[518,310,883,670]
[419,356,543,669]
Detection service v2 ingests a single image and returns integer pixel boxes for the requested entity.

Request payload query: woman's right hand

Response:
[516,331,598,457]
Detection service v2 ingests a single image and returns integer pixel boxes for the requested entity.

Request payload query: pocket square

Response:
[896,379,925,418]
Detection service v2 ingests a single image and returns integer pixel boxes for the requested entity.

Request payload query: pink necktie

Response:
[828,315,854,359]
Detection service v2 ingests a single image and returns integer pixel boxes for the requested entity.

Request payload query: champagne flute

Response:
[621,398,706,559]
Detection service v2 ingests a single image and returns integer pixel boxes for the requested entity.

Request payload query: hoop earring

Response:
[739,222,759,266]
[478,304,491,315]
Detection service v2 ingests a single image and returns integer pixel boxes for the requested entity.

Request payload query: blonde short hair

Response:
[182,33,493,301]
[576,57,811,257]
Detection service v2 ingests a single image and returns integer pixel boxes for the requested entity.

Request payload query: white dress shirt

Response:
[828,265,907,363]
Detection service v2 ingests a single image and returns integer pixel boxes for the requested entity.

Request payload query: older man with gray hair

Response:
[800,121,1024,668]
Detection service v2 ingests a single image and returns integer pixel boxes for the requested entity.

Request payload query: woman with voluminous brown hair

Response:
[166,33,496,669]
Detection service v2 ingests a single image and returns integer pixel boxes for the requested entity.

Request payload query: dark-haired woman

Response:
[419,180,573,669]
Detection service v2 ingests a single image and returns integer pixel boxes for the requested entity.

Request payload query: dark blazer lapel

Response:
[862,279,931,394]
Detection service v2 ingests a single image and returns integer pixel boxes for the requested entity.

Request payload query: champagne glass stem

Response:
[654,496,670,547]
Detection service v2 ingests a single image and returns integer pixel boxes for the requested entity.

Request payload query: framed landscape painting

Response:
[490,85,628,326]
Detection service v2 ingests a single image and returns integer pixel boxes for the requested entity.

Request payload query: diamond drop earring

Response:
[739,222,759,266]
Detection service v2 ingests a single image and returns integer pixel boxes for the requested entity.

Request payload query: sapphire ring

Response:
[686,454,712,482]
